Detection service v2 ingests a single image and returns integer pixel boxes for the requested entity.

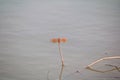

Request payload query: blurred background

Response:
[0,0,120,80]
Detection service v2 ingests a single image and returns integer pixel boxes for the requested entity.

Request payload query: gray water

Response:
[0,0,120,80]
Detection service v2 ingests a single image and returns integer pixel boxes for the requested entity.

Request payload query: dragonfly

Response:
[51,38,67,66]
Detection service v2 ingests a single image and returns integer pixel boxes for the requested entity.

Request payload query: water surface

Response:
[0,0,120,80]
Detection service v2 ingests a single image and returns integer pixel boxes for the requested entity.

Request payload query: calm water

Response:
[0,0,120,80]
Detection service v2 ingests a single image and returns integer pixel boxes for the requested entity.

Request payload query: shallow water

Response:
[0,0,120,80]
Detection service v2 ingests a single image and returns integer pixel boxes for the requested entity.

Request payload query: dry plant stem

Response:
[58,42,64,66]
[86,56,120,73]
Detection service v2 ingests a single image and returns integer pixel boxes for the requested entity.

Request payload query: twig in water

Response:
[86,56,120,73]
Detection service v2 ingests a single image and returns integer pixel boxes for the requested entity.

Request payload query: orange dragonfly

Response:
[51,38,67,66]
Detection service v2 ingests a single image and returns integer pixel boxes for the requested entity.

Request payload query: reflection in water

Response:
[59,66,64,80]
[47,66,64,80]
[47,71,50,80]
[86,56,120,73]
[105,64,120,72]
